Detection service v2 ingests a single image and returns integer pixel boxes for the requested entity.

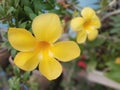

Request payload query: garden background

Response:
[0,0,120,90]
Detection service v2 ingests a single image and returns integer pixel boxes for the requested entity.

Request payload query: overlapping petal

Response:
[8,28,36,52]
[32,13,63,43]
[81,7,95,20]
[14,52,40,71]
[77,30,87,44]
[87,29,98,41]
[52,41,80,62]
[71,17,84,31]
[39,56,62,80]
[90,15,101,29]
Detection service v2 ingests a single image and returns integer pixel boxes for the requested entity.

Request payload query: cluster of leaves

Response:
[103,14,120,83]
[109,15,120,36]
[105,62,120,83]
[0,0,79,29]
[8,66,30,90]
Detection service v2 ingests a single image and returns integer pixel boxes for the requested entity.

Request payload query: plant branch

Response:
[101,9,120,21]
[97,0,120,14]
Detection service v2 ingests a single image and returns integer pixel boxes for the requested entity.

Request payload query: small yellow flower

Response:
[8,13,80,80]
[115,57,120,64]
[71,7,101,43]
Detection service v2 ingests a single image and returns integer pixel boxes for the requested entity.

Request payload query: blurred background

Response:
[0,0,120,90]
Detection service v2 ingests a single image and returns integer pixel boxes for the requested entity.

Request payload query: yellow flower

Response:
[71,7,101,43]
[8,13,80,80]
[115,57,120,64]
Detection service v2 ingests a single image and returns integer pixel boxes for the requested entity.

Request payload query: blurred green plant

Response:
[0,0,120,89]
[0,0,79,29]
[8,66,30,90]
[109,15,120,36]
[103,14,120,83]
[105,61,120,83]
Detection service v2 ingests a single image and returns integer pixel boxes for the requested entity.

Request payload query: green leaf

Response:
[29,13,37,20]
[1,41,11,50]
[18,21,27,28]
[11,49,17,57]
[49,0,55,4]
[88,60,97,71]
[22,72,30,82]
[49,9,63,14]
[0,5,5,16]
[87,37,105,48]
[7,7,15,14]
[8,0,14,6]
[110,23,120,27]
[105,61,120,83]
[110,15,120,22]
[107,62,120,71]
[105,71,120,83]
[21,0,31,6]
[100,0,108,9]
[14,0,20,8]
[24,6,34,15]
[8,76,20,90]
[13,66,20,77]
[33,0,42,13]
[110,28,120,34]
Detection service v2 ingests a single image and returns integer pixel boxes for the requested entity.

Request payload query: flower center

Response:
[38,41,51,50]
[83,20,91,30]
[36,41,53,59]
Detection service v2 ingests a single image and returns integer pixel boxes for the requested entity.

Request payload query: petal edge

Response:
[8,28,36,51]
[39,57,62,80]
[32,13,63,43]
[52,41,80,62]
[14,52,39,71]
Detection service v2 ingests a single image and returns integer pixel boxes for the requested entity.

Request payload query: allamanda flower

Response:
[8,13,80,80]
[71,7,101,43]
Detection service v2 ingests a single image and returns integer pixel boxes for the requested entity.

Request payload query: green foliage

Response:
[0,0,77,29]
[100,0,109,9]
[8,77,20,90]
[110,15,120,36]
[87,36,106,48]
[97,13,120,82]
[13,66,20,77]
[105,62,120,83]
[8,66,30,90]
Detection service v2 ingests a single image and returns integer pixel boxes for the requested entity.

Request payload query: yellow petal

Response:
[77,30,87,44]
[71,17,84,31]
[32,13,62,43]
[52,41,80,62]
[39,56,62,80]
[90,15,101,29]
[81,7,95,19]
[14,52,40,71]
[87,29,98,41]
[8,28,36,52]
[115,57,120,64]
